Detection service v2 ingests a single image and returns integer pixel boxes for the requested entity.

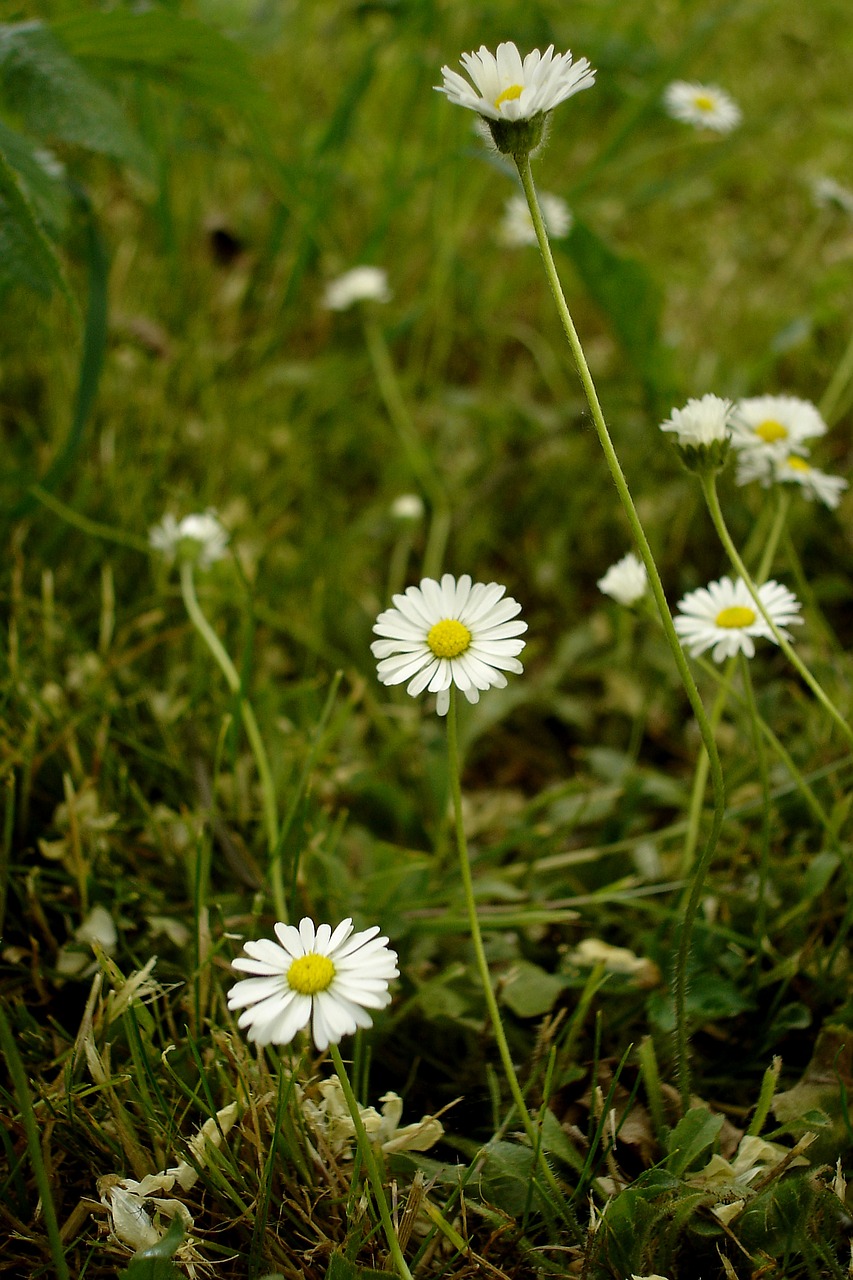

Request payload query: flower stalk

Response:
[517,155,725,1107]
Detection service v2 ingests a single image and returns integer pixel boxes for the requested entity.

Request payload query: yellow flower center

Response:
[694,94,716,112]
[288,953,335,995]
[786,456,811,472]
[715,606,756,629]
[754,418,788,444]
[494,83,524,108]
[427,618,472,659]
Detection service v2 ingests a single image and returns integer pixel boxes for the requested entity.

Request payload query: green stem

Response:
[700,475,853,749]
[329,1043,414,1280]
[0,1000,70,1280]
[518,155,725,1108]
[819,324,853,425]
[680,658,736,878]
[179,562,285,918]
[739,654,771,986]
[755,488,791,583]
[447,694,584,1233]
[363,317,452,579]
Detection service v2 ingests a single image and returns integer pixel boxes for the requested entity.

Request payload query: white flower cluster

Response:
[730,395,847,509]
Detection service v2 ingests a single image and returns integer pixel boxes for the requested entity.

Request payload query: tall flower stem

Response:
[179,561,285,919]
[447,693,583,1232]
[517,155,725,1107]
[363,317,452,579]
[699,474,853,749]
[739,654,771,986]
[329,1043,414,1280]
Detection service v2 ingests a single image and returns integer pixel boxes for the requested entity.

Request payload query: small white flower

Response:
[149,511,229,569]
[663,81,741,133]
[597,552,647,606]
[371,572,527,716]
[228,917,398,1050]
[737,451,848,509]
[498,192,573,246]
[390,493,425,521]
[322,266,391,311]
[812,176,853,217]
[436,41,595,124]
[674,575,802,663]
[660,394,734,447]
[731,395,828,457]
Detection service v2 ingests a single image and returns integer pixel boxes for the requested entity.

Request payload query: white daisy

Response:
[436,41,595,124]
[812,176,853,217]
[731,395,827,457]
[371,572,527,716]
[498,191,573,246]
[736,452,848,509]
[390,493,425,521]
[228,917,398,1050]
[660,394,734,447]
[663,81,742,133]
[149,511,229,569]
[597,552,648,606]
[322,266,390,311]
[674,575,802,663]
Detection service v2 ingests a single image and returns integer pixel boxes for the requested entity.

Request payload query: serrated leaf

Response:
[52,9,271,124]
[0,21,150,171]
[665,1106,723,1177]
[0,136,70,300]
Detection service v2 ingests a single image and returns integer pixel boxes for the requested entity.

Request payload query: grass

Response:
[2,0,853,1275]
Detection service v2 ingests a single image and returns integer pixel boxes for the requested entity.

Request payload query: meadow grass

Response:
[3,0,853,1275]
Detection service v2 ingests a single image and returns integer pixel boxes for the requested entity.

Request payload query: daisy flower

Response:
[498,191,573,246]
[322,266,390,311]
[663,81,742,133]
[437,41,595,122]
[149,511,229,569]
[597,552,647,606]
[371,572,527,716]
[812,176,853,217]
[674,575,802,663]
[660,394,733,447]
[736,450,848,509]
[228,917,398,1050]
[730,395,827,457]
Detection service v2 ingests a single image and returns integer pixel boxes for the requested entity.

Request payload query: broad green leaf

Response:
[0,136,70,300]
[665,1106,723,1177]
[0,20,151,171]
[0,117,68,237]
[561,220,670,391]
[501,960,569,1018]
[52,9,271,124]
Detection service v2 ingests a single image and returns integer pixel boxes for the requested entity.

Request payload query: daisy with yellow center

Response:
[435,41,595,155]
[673,575,802,663]
[371,572,527,716]
[731,395,827,457]
[662,81,742,133]
[228,918,398,1049]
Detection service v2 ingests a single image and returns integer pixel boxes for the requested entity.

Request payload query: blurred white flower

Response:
[736,450,848,509]
[730,395,827,457]
[322,266,390,310]
[436,41,595,123]
[663,81,741,133]
[660,394,733,450]
[812,176,853,217]
[674,575,802,663]
[372,573,527,716]
[301,1077,444,1157]
[597,552,647,606]
[390,493,425,521]
[149,511,229,569]
[498,191,573,246]
[228,917,398,1050]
